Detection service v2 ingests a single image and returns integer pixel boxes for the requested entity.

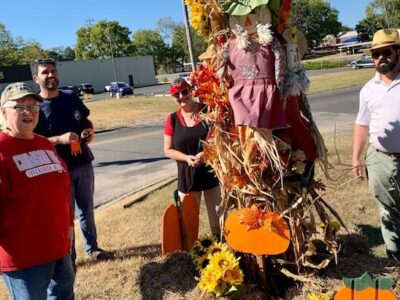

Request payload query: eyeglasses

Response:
[172,89,189,98]
[3,105,41,113]
[372,48,393,59]
[34,58,56,65]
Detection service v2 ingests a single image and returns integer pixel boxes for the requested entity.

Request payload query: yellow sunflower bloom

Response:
[208,250,238,271]
[198,267,220,292]
[195,235,216,250]
[206,242,229,257]
[195,254,210,271]
[308,294,320,300]
[223,266,244,284]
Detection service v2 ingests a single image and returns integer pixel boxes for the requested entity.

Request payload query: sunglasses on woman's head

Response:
[172,89,189,98]
[372,48,393,59]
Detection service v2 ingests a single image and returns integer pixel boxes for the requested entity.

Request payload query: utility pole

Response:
[181,0,196,71]
[106,22,120,98]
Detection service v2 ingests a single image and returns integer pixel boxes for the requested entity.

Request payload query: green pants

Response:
[366,145,400,257]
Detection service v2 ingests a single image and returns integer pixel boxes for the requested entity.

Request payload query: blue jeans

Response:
[69,162,98,262]
[2,254,74,300]
[366,145,400,256]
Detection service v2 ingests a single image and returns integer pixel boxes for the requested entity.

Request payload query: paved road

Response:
[90,87,361,207]
[91,125,174,208]
[309,86,360,137]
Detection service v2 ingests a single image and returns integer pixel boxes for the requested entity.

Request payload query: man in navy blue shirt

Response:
[33,58,114,268]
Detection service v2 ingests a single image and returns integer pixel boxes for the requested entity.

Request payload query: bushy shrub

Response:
[302,60,348,70]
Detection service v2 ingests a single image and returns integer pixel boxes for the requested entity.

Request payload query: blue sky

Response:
[2,0,371,49]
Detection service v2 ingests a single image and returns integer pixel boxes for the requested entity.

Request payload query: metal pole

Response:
[107,22,120,98]
[181,0,196,71]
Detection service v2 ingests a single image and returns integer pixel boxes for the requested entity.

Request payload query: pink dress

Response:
[228,38,287,129]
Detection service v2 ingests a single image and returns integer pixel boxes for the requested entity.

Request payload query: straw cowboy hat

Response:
[363,29,400,55]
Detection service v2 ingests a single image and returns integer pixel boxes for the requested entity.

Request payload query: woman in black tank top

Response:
[163,78,221,235]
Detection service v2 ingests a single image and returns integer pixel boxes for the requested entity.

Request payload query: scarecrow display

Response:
[182,0,343,292]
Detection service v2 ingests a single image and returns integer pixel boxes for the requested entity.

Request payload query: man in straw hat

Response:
[352,29,400,262]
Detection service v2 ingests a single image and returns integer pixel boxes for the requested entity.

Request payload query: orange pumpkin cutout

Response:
[161,192,199,255]
[224,206,290,255]
[334,272,397,300]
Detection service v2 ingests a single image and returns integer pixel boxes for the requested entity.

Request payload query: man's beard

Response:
[41,78,59,91]
[376,55,399,74]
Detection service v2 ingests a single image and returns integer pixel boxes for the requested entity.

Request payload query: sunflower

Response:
[198,267,220,292]
[223,266,244,285]
[208,250,238,271]
[195,254,210,271]
[206,242,229,257]
[194,235,217,251]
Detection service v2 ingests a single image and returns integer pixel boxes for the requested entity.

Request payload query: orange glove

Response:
[70,141,82,156]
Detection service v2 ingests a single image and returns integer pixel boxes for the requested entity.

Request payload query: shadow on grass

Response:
[76,243,161,268]
[318,232,398,281]
[137,252,197,300]
[356,224,385,248]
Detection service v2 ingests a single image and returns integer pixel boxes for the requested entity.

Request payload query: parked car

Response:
[77,83,94,95]
[109,82,134,97]
[104,81,126,92]
[59,85,80,97]
[349,55,374,70]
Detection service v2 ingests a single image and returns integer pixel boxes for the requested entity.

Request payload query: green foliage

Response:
[47,46,76,61]
[0,23,47,66]
[131,29,171,72]
[291,0,342,49]
[171,24,207,66]
[366,0,400,28]
[75,20,134,60]
[302,59,348,70]
[355,16,385,42]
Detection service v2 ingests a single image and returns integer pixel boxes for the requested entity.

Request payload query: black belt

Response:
[376,149,400,157]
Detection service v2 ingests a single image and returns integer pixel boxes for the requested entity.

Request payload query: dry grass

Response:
[86,96,176,131]
[1,136,398,300]
[308,68,374,94]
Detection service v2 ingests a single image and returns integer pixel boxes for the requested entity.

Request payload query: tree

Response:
[0,23,17,66]
[75,20,134,60]
[64,47,76,61]
[47,46,76,61]
[366,0,400,28]
[156,17,179,45]
[132,29,170,72]
[171,24,207,67]
[355,16,385,42]
[291,0,342,49]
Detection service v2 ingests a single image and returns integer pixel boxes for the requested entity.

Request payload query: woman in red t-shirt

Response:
[163,78,221,235]
[0,82,74,299]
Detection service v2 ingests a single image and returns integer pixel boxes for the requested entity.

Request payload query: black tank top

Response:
[171,112,219,193]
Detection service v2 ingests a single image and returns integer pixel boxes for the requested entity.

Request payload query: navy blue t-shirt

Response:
[35,90,94,169]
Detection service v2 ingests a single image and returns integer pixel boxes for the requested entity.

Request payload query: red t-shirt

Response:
[164,105,205,136]
[0,133,73,271]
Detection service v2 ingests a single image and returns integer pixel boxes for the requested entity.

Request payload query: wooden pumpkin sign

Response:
[161,192,199,255]
[224,206,290,255]
[334,272,397,300]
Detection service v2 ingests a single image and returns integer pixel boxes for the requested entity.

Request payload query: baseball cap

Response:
[1,82,42,107]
